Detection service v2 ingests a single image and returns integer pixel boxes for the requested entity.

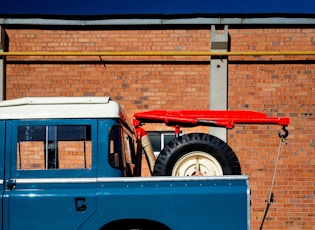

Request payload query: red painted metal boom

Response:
[133,110,289,129]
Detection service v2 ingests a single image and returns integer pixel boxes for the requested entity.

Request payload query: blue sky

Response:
[1,0,315,15]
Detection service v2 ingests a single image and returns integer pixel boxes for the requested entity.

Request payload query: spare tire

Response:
[153,133,241,176]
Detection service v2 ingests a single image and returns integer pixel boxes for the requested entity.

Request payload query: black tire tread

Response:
[153,133,241,176]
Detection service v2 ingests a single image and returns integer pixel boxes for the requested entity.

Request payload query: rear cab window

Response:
[11,119,97,178]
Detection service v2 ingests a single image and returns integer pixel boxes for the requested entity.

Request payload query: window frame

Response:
[146,131,182,155]
[108,124,136,177]
[10,119,97,179]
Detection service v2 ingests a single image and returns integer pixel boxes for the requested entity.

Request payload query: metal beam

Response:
[1,16,315,26]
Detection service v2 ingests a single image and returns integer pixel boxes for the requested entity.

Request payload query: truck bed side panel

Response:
[83,176,249,230]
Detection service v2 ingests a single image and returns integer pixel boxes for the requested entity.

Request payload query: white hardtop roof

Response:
[0,97,125,120]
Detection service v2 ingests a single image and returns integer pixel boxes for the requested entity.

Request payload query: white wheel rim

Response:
[171,151,223,176]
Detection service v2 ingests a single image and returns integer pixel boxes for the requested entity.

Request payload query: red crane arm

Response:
[133,110,289,129]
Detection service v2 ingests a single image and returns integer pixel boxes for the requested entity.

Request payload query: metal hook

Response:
[278,126,289,139]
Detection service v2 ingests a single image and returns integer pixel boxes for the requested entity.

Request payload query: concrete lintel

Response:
[1,16,315,27]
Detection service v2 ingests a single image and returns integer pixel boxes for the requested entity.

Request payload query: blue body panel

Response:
[85,176,249,230]
[7,183,97,230]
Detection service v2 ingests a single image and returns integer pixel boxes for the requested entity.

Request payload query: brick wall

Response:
[17,141,92,169]
[5,26,315,229]
[18,142,45,169]
[58,141,92,169]
[5,29,210,116]
[228,28,315,229]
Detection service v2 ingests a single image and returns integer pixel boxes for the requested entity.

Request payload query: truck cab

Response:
[0,97,137,229]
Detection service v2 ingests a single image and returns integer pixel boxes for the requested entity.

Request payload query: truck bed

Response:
[84,175,250,230]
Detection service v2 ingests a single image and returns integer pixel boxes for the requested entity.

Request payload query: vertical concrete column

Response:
[0,26,5,101]
[210,25,229,142]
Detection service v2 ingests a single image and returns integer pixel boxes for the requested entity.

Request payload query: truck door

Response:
[3,119,98,230]
[0,121,5,227]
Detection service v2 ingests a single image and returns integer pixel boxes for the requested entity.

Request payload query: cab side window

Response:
[109,125,136,177]
[123,130,136,176]
[109,126,123,169]
[17,125,92,170]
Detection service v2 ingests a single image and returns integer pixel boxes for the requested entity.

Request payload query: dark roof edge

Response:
[1,13,315,27]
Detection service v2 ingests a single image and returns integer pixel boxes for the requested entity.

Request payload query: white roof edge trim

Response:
[0,97,110,107]
[0,97,127,120]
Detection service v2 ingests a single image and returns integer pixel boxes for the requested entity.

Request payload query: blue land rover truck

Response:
[0,97,289,230]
